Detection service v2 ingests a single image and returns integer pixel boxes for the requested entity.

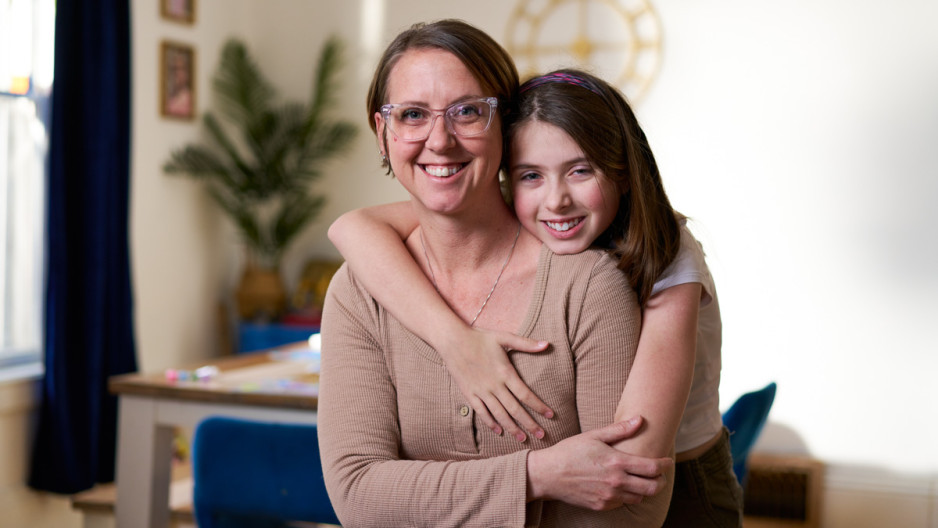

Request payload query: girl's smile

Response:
[510,121,620,254]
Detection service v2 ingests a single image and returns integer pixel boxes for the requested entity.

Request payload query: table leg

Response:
[114,395,175,528]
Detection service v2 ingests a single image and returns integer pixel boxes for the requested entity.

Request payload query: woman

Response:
[317,20,673,527]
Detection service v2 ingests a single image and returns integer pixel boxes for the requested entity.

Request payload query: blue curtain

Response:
[28,0,137,494]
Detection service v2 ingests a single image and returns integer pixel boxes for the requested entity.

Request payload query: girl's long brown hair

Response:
[507,69,681,305]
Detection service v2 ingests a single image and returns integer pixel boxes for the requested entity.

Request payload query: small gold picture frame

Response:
[160,41,196,120]
[161,0,196,24]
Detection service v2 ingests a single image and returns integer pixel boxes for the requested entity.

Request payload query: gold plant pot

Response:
[236,265,286,321]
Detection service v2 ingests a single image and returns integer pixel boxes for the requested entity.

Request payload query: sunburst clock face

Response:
[505,0,662,103]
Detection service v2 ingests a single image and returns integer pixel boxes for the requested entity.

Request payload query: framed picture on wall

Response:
[161,0,196,24]
[160,41,196,120]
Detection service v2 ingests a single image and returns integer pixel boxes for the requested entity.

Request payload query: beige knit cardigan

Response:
[318,246,672,527]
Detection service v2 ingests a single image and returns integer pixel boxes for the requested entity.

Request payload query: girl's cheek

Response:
[512,192,541,233]
[511,188,532,216]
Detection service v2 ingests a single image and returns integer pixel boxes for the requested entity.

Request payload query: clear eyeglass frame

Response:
[380,97,498,142]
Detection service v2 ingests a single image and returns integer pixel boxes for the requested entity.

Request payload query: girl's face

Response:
[509,120,620,254]
[374,48,503,216]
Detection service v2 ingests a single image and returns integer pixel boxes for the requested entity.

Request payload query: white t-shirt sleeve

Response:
[650,221,715,307]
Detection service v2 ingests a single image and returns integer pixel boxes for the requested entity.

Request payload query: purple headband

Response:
[520,72,602,95]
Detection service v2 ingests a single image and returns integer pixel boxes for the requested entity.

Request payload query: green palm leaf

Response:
[163,36,357,268]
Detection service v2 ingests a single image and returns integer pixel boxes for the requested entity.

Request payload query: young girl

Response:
[329,69,742,525]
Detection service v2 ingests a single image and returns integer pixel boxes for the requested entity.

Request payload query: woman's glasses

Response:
[380,97,498,142]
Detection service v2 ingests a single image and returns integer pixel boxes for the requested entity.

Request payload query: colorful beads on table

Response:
[165,365,219,383]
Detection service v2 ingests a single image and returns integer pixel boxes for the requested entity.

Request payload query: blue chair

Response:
[722,382,777,487]
[191,416,341,527]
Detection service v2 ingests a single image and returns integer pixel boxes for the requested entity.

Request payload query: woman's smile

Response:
[421,163,467,178]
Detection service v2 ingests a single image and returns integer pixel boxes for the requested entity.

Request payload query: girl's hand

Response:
[439,326,552,442]
[526,417,673,510]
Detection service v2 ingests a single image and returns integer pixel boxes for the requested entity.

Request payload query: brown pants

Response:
[662,427,744,528]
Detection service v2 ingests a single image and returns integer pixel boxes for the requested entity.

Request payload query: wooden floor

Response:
[71,458,193,526]
[70,471,195,527]
[70,461,336,528]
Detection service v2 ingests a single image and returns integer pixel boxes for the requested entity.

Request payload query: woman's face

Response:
[509,120,620,255]
[375,48,503,216]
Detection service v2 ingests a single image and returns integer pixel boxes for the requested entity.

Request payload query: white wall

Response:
[127,0,937,501]
[131,0,254,370]
[638,0,938,476]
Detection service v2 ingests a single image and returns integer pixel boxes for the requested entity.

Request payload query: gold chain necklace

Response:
[419,222,521,327]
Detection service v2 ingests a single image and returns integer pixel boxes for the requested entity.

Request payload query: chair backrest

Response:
[722,382,777,486]
[192,416,340,527]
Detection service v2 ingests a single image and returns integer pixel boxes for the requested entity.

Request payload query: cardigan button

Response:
[459,405,470,417]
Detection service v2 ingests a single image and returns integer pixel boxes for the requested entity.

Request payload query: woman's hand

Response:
[526,417,673,510]
[439,326,552,442]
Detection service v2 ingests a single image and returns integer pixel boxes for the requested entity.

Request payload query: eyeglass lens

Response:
[384,98,495,141]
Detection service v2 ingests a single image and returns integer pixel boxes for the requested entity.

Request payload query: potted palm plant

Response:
[164,37,356,321]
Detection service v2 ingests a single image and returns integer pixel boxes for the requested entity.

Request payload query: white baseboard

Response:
[820,463,937,528]
[825,462,936,497]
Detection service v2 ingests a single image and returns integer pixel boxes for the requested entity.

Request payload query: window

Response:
[0,0,54,380]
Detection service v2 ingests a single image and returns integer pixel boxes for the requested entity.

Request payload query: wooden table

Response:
[110,341,319,528]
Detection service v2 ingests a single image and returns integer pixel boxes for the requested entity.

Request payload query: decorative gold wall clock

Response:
[505,0,662,103]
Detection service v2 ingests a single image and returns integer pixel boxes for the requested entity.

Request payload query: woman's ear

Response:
[374,112,388,158]
[374,111,385,142]
[375,111,392,172]
[376,112,389,159]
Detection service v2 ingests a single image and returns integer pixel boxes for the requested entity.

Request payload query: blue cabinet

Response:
[237,322,319,354]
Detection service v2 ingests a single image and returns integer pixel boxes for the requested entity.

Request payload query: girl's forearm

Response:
[612,282,701,458]
[327,202,472,350]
